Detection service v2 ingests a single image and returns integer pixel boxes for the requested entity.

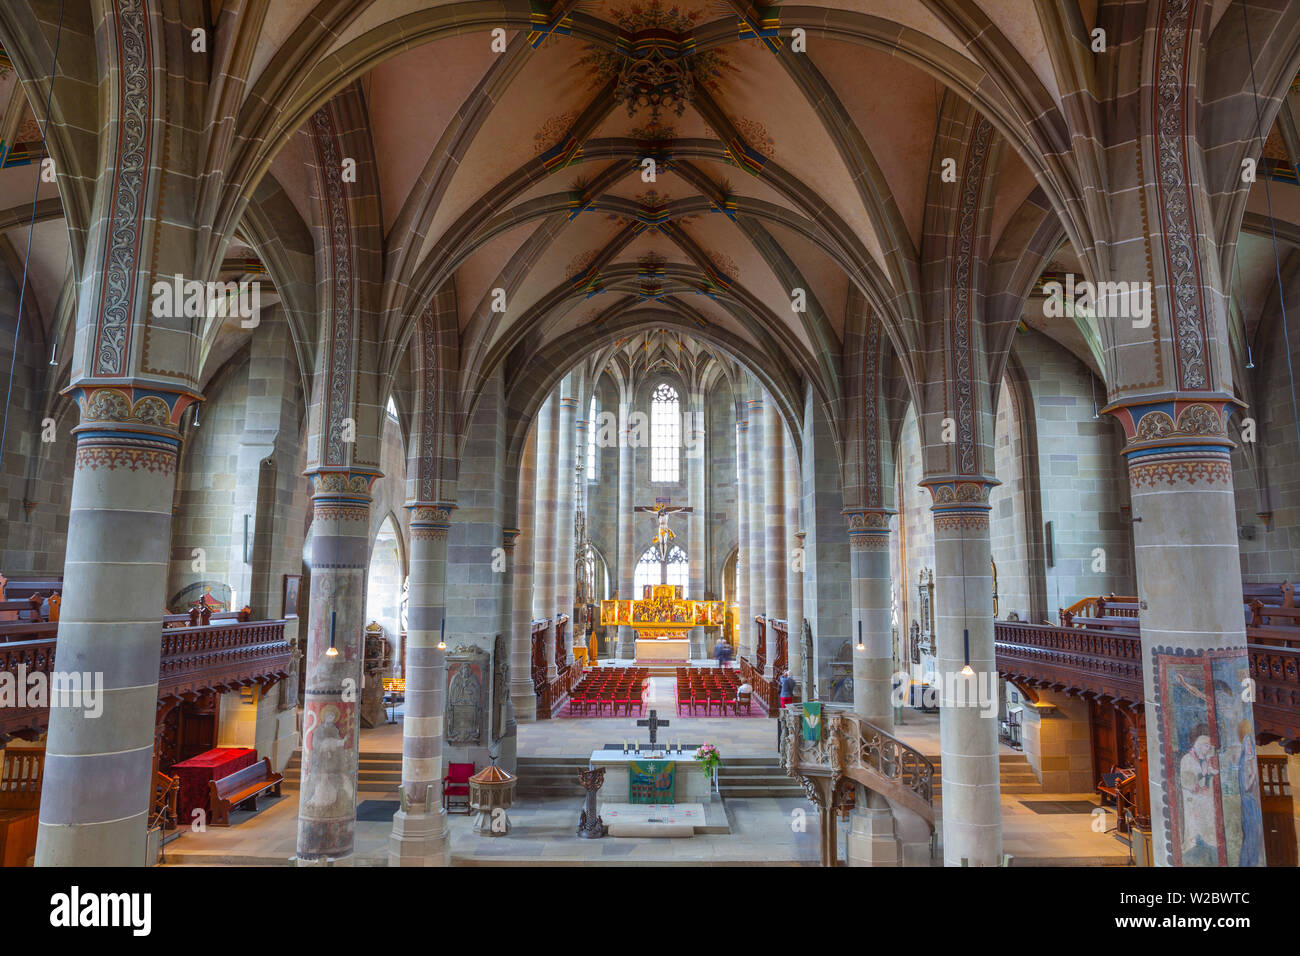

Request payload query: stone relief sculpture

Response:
[493,633,509,741]
[446,644,488,746]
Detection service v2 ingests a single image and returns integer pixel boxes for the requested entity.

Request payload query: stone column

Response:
[763,396,787,679]
[784,431,804,692]
[511,427,538,722]
[555,377,578,663]
[296,468,380,866]
[734,416,749,658]
[616,398,637,658]
[35,386,197,866]
[574,392,591,661]
[389,503,453,866]
[846,509,895,729]
[687,391,707,657]
[924,479,1000,867]
[844,507,901,868]
[533,394,559,679]
[746,396,767,661]
[1109,400,1265,866]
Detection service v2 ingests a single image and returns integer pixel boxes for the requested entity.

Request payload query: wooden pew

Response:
[0,621,57,643]
[0,747,44,866]
[1243,582,1295,608]
[207,757,283,826]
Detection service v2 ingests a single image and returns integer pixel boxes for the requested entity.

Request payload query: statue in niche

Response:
[910,621,921,664]
[800,618,815,700]
[445,645,487,746]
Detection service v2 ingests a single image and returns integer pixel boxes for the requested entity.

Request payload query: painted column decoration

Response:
[297,468,381,866]
[36,386,199,866]
[1107,399,1265,866]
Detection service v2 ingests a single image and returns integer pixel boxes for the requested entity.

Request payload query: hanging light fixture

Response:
[325,609,339,657]
[438,617,446,650]
[856,620,864,652]
[960,628,974,677]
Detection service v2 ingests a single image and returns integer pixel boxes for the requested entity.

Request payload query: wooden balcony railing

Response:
[995,619,1300,748]
[738,656,777,712]
[0,618,292,737]
[529,614,571,719]
[993,620,1144,704]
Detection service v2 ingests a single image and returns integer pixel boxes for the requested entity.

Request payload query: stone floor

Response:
[159,680,1128,866]
[159,788,1129,866]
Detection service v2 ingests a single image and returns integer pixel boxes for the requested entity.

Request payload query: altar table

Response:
[588,749,715,813]
[171,747,258,824]
[635,638,690,663]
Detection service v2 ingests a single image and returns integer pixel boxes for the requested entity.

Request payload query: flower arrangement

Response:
[694,743,721,778]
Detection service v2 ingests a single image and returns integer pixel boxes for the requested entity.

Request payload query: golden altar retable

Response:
[600,585,726,641]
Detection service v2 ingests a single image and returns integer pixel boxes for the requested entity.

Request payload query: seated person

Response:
[737,680,752,696]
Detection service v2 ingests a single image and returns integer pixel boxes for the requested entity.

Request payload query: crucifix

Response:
[636,709,670,748]
[633,503,693,585]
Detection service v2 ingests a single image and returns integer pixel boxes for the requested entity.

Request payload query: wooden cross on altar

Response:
[637,709,669,747]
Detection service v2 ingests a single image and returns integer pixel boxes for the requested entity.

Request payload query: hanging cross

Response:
[634,504,693,582]
[636,709,670,747]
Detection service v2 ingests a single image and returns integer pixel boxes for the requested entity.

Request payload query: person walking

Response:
[713,636,731,668]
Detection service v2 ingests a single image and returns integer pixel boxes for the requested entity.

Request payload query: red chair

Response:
[442,762,475,814]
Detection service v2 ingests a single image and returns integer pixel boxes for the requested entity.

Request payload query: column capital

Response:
[560,396,580,410]
[307,466,382,500]
[66,383,201,473]
[843,508,894,550]
[407,501,456,539]
[502,527,521,550]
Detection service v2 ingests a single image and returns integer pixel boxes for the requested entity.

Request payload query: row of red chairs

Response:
[677,677,752,716]
[568,667,648,716]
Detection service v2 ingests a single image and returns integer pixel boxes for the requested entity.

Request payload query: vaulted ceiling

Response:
[2,1,1300,426]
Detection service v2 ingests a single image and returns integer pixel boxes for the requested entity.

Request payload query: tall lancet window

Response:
[650,382,680,482]
[634,544,689,595]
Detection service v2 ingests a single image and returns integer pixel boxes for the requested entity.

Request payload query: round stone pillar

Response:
[687,396,707,657]
[846,509,895,729]
[746,397,767,661]
[734,417,749,658]
[763,398,786,678]
[616,400,637,658]
[36,385,198,866]
[533,394,559,678]
[923,478,1001,867]
[1108,399,1265,866]
[296,468,380,867]
[555,385,578,663]
[389,503,453,866]
[511,429,538,722]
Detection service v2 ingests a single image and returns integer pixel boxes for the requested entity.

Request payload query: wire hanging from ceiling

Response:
[1240,3,1300,456]
[0,0,68,464]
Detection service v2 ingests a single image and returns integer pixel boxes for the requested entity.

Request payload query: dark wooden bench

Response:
[1061,611,1141,634]
[1243,581,1294,608]
[1095,595,1140,618]
[1249,602,1300,628]
[207,757,283,826]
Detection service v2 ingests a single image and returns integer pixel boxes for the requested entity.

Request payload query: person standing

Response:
[778,669,797,709]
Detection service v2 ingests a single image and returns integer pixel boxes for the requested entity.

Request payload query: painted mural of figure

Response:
[1236,720,1262,867]
[303,705,352,812]
[1178,722,1219,864]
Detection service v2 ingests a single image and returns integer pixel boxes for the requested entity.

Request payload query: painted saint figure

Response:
[1178,722,1219,863]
